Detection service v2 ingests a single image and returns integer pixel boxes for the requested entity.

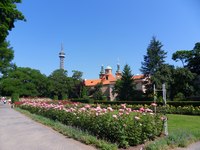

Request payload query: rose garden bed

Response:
[18,101,164,148]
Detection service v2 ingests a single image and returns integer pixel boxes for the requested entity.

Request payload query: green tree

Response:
[187,42,200,74]
[0,67,48,97]
[92,83,103,100]
[148,64,174,100]
[193,75,200,96]
[67,70,84,98]
[0,41,14,73]
[172,50,191,67]
[141,36,167,75]
[172,42,200,96]
[48,69,69,99]
[80,85,88,98]
[171,68,195,99]
[0,0,25,43]
[152,64,174,88]
[72,70,83,81]
[114,64,135,101]
[141,37,167,99]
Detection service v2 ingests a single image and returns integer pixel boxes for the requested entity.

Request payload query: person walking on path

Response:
[0,103,96,150]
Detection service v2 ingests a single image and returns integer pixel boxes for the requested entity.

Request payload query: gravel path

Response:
[0,102,96,150]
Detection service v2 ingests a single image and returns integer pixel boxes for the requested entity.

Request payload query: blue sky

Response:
[7,0,200,79]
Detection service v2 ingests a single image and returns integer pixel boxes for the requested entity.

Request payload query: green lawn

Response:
[168,114,200,136]
[145,114,200,150]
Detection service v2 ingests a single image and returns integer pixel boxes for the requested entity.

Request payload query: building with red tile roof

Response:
[84,64,147,101]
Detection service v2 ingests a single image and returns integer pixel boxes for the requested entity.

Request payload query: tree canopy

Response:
[141,36,167,75]
[0,67,48,97]
[48,69,69,99]
[187,42,200,74]
[0,0,25,42]
[172,50,191,67]
[0,41,14,73]
[114,64,135,101]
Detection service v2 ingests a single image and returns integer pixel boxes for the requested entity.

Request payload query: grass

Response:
[145,114,200,150]
[168,114,200,134]
[15,108,118,150]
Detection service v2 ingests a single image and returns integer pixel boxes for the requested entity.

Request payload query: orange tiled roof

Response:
[84,74,145,86]
[133,74,145,80]
[84,74,117,86]
[84,79,102,86]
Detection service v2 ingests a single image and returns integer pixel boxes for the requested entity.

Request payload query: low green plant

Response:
[11,93,19,103]
[61,94,68,100]
[53,95,58,100]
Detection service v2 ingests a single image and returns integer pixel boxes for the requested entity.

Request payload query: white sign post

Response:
[162,83,168,136]
[154,83,168,136]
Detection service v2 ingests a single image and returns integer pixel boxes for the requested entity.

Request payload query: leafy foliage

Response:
[172,50,192,67]
[187,42,200,74]
[11,93,19,103]
[19,102,163,148]
[0,41,14,74]
[141,36,167,75]
[0,0,25,42]
[171,68,195,98]
[90,83,104,100]
[114,64,135,101]
[48,69,69,99]
[0,67,48,97]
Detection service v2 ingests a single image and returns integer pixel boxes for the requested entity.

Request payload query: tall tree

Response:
[69,70,84,98]
[140,37,167,99]
[172,50,192,67]
[0,67,48,97]
[114,64,135,101]
[187,42,200,74]
[141,36,167,75]
[0,41,14,73]
[171,68,195,99]
[92,83,104,100]
[0,0,25,75]
[72,70,83,81]
[0,0,25,43]
[48,69,69,99]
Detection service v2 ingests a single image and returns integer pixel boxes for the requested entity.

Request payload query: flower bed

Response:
[130,105,200,115]
[97,104,200,115]
[18,101,163,148]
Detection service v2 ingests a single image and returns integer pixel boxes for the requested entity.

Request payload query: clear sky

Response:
[7,0,200,79]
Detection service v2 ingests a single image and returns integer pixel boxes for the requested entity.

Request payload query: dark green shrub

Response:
[53,95,58,100]
[61,94,68,100]
[11,93,19,103]
[102,96,107,101]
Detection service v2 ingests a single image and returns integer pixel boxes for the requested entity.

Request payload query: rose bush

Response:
[99,104,200,115]
[18,101,163,148]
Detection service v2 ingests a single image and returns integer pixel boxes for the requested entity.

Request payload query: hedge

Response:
[70,99,200,107]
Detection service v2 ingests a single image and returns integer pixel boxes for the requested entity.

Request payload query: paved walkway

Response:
[0,102,96,150]
[174,141,200,150]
